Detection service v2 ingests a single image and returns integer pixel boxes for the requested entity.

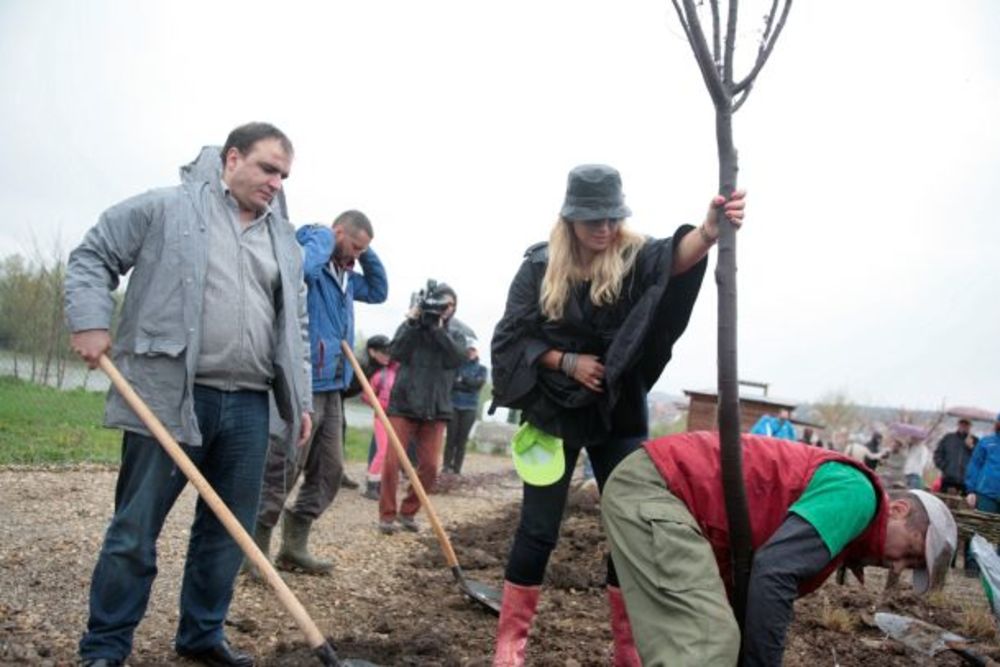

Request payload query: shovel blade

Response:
[875,612,969,656]
[453,567,502,615]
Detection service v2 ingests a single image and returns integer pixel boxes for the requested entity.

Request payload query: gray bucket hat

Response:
[559,164,632,221]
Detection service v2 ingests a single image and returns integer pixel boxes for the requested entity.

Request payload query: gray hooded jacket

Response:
[65,146,312,449]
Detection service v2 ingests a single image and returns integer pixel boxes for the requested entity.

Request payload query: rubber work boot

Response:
[607,585,642,667]
[398,515,419,532]
[275,512,333,575]
[241,522,273,581]
[362,480,381,500]
[492,580,541,667]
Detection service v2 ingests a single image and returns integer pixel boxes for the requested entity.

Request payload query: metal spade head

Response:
[314,641,382,667]
[875,612,969,656]
[454,567,502,615]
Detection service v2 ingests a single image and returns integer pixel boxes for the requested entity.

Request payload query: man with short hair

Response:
[66,122,312,667]
[254,210,388,574]
[935,418,975,495]
[603,432,957,667]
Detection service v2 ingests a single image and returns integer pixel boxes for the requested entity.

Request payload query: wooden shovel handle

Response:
[98,355,328,651]
[945,641,998,667]
[340,341,461,568]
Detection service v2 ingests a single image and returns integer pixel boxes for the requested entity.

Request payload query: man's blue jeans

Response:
[79,386,269,662]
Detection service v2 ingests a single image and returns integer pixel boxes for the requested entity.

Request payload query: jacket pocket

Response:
[134,265,187,344]
[639,500,719,593]
[133,338,186,356]
[112,343,188,434]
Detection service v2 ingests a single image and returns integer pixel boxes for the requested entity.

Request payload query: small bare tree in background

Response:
[670,0,792,632]
[0,247,72,387]
[812,390,862,444]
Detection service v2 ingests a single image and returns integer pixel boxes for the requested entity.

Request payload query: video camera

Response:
[411,279,452,327]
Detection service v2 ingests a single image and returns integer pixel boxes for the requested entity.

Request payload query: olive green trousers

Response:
[601,449,740,667]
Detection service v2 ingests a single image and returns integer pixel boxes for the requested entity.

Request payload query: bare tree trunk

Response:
[714,104,752,629]
[671,0,794,640]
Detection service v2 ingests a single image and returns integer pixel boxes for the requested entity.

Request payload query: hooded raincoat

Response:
[65,146,312,452]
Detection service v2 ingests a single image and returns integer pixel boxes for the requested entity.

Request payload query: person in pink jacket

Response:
[361,339,398,499]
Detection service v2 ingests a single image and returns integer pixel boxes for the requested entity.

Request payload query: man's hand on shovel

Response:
[70,329,111,369]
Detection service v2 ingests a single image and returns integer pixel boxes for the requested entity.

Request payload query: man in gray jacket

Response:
[65,122,312,667]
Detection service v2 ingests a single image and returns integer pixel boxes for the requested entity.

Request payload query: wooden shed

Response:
[683,386,799,433]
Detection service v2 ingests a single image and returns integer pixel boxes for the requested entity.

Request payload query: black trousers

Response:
[443,408,477,473]
[504,432,645,587]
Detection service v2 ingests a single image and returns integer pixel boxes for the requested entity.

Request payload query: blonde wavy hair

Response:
[539,218,645,321]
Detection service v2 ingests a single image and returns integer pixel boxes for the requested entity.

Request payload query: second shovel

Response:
[341,340,502,615]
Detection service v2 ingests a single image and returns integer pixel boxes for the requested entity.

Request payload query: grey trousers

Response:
[257,391,344,527]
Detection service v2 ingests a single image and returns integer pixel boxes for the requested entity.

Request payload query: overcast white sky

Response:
[1,1,997,412]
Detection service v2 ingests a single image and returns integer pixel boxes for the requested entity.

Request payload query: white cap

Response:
[910,490,958,593]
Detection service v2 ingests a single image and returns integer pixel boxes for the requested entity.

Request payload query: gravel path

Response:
[0,453,522,666]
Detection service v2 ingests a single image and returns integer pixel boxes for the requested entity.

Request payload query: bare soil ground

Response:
[2,453,999,666]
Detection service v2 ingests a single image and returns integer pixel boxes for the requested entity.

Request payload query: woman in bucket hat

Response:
[489,164,745,665]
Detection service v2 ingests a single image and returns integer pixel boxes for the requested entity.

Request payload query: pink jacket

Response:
[363,361,399,410]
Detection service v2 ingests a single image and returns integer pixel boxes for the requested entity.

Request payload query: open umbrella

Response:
[946,406,997,424]
[889,422,930,441]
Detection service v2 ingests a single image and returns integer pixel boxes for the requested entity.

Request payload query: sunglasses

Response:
[576,218,622,230]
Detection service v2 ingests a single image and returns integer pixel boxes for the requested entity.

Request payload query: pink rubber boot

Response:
[492,581,541,667]
[608,585,642,667]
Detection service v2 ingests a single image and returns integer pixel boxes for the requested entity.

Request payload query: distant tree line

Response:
[0,250,119,388]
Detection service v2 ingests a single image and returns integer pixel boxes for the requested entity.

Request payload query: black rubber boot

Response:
[241,522,273,581]
[362,480,381,500]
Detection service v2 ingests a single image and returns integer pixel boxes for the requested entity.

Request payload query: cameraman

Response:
[378,282,467,534]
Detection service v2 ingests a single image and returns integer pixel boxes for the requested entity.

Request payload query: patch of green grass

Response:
[345,424,373,462]
[0,375,375,465]
[0,375,120,464]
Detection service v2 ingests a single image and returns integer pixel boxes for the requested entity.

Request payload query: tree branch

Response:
[670,0,694,43]
[679,0,729,106]
[733,0,793,94]
[760,0,780,45]
[723,0,739,85]
[710,0,722,71]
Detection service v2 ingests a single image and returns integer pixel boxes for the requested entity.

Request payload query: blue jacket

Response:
[452,358,487,411]
[749,415,796,441]
[297,225,388,393]
[965,433,1000,500]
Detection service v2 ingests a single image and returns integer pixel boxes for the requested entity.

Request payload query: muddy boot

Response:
[492,581,540,667]
[607,586,641,667]
[275,512,333,575]
[241,522,273,581]
[362,480,381,500]
[341,472,359,489]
